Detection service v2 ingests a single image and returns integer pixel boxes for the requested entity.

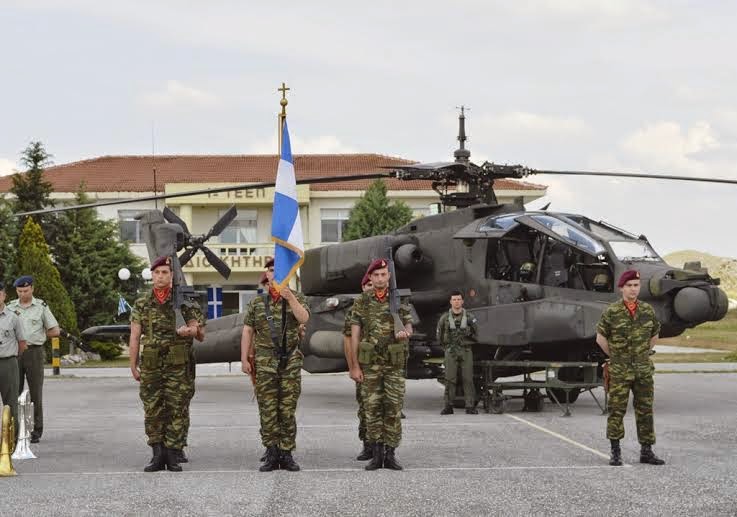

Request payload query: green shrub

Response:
[88,340,123,361]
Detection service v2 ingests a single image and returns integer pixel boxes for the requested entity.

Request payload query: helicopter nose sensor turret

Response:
[673,286,728,323]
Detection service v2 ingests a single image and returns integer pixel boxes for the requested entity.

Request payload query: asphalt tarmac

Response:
[3,370,736,516]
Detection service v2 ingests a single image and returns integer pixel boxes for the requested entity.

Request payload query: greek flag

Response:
[117,295,132,316]
[270,120,304,291]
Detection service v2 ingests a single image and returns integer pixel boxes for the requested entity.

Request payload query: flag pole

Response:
[277,82,289,154]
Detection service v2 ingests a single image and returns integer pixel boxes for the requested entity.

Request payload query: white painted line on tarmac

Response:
[18,464,626,477]
[504,413,619,463]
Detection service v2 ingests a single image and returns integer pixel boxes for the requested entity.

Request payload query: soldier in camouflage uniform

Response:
[436,290,478,415]
[241,258,310,472]
[350,259,413,471]
[343,272,373,461]
[129,256,205,472]
[596,269,665,466]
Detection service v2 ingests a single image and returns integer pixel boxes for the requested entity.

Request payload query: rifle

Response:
[385,247,406,336]
[169,252,199,331]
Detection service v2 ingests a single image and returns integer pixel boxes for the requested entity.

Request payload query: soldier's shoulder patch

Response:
[13,310,20,316]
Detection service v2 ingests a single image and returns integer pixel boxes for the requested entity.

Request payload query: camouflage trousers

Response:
[361,363,405,448]
[355,381,366,442]
[606,363,656,445]
[254,348,303,451]
[444,347,475,408]
[140,358,191,450]
[181,346,196,446]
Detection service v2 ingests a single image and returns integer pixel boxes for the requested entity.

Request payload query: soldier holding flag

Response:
[241,116,310,472]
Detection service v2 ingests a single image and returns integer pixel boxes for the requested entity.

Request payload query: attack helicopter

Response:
[21,111,733,406]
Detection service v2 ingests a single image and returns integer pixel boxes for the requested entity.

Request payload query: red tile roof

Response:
[0,154,546,193]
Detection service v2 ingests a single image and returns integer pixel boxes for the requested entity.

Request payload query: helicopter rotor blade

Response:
[201,246,232,279]
[204,205,238,241]
[178,247,198,267]
[15,173,392,217]
[529,169,737,186]
[162,207,191,235]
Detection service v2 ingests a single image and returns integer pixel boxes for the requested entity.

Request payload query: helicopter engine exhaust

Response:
[394,243,423,269]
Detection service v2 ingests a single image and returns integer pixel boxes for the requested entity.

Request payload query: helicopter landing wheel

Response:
[490,392,505,414]
[523,389,544,412]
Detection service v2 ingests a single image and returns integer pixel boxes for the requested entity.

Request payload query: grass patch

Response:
[652,352,731,363]
[658,309,737,354]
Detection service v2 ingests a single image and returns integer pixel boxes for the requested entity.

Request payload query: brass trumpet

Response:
[0,405,17,476]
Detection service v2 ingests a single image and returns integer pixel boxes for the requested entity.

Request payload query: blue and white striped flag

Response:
[270,120,304,291]
[117,295,132,316]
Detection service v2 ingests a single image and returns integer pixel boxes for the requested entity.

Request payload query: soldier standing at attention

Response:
[129,256,205,472]
[343,272,373,461]
[9,275,61,444]
[350,259,413,471]
[0,282,27,439]
[596,269,665,466]
[437,290,478,415]
[241,258,310,472]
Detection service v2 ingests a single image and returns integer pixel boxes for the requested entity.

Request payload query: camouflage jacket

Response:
[244,292,310,352]
[597,300,660,364]
[130,291,205,349]
[436,309,478,354]
[343,306,354,338]
[350,292,412,348]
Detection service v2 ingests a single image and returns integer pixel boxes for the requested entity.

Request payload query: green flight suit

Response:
[245,292,310,452]
[437,309,478,408]
[131,292,205,450]
[597,300,660,445]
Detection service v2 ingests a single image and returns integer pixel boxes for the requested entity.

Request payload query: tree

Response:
[0,198,19,282]
[53,186,145,331]
[12,141,54,214]
[343,179,414,241]
[15,218,78,357]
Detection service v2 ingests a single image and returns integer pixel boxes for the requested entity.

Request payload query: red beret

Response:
[361,273,371,288]
[151,256,172,271]
[366,258,389,276]
[617,269,640,288]
[259,271,269,285]
[265,258,274,269]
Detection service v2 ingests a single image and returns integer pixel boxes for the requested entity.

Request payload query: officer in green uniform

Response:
[0,282,27,440]
[596,269,665,466]
[241,258,310,472]
[350,258,413,471]
[437,290,478,415]
[129,256,205,472]
[8,275,61,443]
[343,272,373,461]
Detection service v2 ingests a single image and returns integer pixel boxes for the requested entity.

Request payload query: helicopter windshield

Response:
[608,240,661,262]
[527,214,606,254]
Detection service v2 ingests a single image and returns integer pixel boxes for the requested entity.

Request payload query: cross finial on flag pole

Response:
[278,82,290,153]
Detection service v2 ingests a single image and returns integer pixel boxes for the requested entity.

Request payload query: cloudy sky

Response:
[2,1,736,259]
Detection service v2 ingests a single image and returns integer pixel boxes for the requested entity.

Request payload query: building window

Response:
[321,208,350,243]
[119,210,143,243]
[219,209,257,244]
[410,205,430,219]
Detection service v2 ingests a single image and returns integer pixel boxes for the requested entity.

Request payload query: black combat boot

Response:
[172,449,188,463]
[165,447,183,472]
[609,440,622,466]
[440,406,454,415]
[465,407,478,415]
[260,448,268,462]
[356,441,373,461]
[144,443,166,472]
[259,445,280,472]
[383,446,403,471]
[365,443,385,471]
[640,445,665,465]
[278,449,301,471]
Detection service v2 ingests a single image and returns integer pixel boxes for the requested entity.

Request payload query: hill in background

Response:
[664,250,737,298]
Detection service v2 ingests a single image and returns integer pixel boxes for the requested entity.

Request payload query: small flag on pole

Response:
[117,295,132,316]
[270,120,304,290]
